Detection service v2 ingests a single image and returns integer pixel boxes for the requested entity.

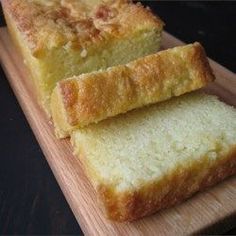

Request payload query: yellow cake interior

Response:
[71,92,236,220]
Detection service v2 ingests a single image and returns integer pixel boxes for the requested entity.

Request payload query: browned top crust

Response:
[2,0,164,56]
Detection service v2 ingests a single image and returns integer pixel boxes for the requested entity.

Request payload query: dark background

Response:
[0,1,235,235]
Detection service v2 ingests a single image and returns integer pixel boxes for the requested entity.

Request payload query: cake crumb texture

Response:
[51,42,214,138]
[72,92,236,221]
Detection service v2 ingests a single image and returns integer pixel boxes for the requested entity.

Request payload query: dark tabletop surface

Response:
[0,1,235,235]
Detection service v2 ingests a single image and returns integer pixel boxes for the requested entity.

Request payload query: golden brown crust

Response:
[187,42,215,84]
[2,0,163,56]
[97,147,236,221]
[52,43,215,138]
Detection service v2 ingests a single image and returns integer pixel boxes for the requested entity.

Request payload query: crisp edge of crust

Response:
[95,146,236,221]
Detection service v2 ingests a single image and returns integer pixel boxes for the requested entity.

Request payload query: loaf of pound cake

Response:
[2,0,163,114]
[51,42,215,138]
[71,92,236,221]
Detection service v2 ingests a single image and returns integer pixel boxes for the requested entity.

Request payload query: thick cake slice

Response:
[2,0,163,114]
[71,92,236,221]
[51,43,214,138]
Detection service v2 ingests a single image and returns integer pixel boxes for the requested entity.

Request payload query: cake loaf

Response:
[71,92,236,221]
[51,43,214,138]
[2,0,163,114]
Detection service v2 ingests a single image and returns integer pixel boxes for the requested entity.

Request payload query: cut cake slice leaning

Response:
[51,43,214,138]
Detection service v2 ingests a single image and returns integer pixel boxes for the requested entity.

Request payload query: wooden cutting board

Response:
[0,27,236,235]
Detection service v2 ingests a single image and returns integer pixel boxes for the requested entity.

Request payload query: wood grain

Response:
[0,27,236,235]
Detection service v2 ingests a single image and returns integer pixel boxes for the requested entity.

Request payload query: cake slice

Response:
[71,92,236,221]
[2,0,163,114]
[51,43,214,138]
